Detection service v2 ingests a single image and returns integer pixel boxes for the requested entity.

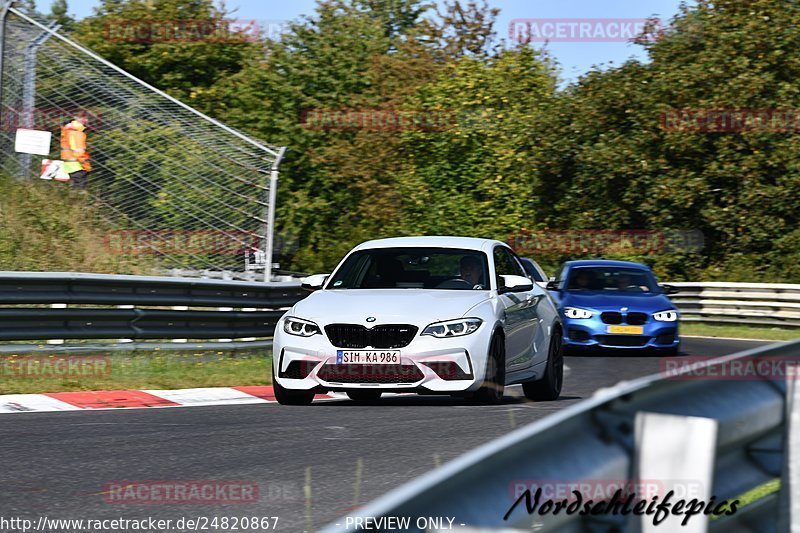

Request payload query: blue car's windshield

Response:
[566,267,659,293]
[328,247,489,290]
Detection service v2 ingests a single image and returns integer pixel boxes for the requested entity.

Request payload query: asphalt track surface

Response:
[0,337,772,532]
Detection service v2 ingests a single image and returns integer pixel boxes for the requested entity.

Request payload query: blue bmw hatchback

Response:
[547,260,680,354]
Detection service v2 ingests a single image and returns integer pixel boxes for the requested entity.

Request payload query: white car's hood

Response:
[292,289,491,325]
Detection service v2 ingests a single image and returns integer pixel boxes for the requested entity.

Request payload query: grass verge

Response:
[0,350,272,394]
[681,322,800,342]
[0,173,156,273]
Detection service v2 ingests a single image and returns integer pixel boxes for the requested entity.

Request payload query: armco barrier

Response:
[0,272,305,342]
[670,282,800,328]
[322,340,800,532]
[0,273,796,344]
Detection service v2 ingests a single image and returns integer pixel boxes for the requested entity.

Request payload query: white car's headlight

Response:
[653,310,679,322]
[422,318,482,338]
[564,307,593,319]
[283,316,321,337]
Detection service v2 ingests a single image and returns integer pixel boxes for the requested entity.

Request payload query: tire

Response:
[346,390,382,403]
[474,334,505,405]
[523,329,564,401]
[272,365,314,405]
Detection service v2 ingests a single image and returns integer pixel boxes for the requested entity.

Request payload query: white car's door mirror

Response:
[499,274,533,294]
[301,274,329,292]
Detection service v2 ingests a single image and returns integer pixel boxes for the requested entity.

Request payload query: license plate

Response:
[607,325,644,335]
[336,350,401,365]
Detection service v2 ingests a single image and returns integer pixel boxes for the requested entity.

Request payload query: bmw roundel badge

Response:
[366,317,376,323]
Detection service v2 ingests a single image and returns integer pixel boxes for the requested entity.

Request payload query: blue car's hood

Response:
[556,290,675,313]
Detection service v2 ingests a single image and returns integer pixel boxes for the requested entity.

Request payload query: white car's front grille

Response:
[324,324,418,349]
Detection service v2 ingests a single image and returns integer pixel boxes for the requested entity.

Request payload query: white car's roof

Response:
[353,236,506,252]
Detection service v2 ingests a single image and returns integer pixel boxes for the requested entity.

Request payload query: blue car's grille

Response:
[600,312,622,324]
[627,312,648,325]
[600,311,648,325]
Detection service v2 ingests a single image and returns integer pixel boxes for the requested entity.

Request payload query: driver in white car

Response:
[460,255,485,289]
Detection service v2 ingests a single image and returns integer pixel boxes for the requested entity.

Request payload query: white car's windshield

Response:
[328,247,489,290]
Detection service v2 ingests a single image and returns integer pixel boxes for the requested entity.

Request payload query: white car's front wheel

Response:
[474,334,505,405]
[523,329,563,401]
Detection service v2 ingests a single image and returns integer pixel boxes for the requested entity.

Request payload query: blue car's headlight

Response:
[283,316,321,337]
[564,307,593,319]
[422,318,482,338]
[653,310,679,322]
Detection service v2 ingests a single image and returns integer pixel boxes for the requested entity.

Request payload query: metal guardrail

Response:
[323,340,800,532]
[0,274,796,344]
[670,282,800,328]
[0,272,305,342]
[162,268,308,283]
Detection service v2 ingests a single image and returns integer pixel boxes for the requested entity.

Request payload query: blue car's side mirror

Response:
[660,284,679,295]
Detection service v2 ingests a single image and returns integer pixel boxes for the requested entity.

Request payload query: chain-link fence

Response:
[0,4,286,280]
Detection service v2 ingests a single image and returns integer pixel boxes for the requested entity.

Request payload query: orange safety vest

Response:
[60,122,91,172]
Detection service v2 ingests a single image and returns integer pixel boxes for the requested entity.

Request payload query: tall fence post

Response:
[0,0,13,125]
[17,21,59,180]
[264,147,287,283]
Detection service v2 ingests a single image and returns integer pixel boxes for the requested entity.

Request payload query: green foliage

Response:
[391,47,556,240]
[48,0,800,281]
[74,0,257,100]
[50,0,76,31]
[526,0,800,281]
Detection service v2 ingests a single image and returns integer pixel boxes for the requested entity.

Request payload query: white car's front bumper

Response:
[272,321,494,393]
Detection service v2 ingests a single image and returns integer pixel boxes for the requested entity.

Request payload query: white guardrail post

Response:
[636,413,718,533]
[779,360,800,532]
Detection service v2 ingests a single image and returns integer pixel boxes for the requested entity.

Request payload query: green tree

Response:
[391,47,556,240]
[529,0,800,281]
[74,0,256,100]
[49,0,75,30]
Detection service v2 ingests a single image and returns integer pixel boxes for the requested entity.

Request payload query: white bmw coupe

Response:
[272,236,564,405]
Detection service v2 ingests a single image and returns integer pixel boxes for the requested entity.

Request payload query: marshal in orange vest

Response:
[60,119,92,174]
